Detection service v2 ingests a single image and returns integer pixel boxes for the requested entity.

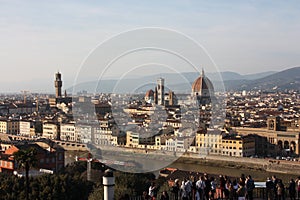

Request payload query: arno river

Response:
[67,150,300,184]
[169,160,298,184]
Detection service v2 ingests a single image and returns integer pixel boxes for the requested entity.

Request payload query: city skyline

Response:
[1,1,300,92]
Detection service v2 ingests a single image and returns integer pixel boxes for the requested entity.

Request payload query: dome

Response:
[145,89,155,103]
[145,89,154,98]
[191,70,214,96]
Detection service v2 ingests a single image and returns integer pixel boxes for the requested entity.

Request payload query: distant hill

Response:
[243,71,277,80]
[68,70,278,94]
[225,67,300,91]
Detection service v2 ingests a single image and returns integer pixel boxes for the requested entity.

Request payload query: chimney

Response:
[103,169,114,200]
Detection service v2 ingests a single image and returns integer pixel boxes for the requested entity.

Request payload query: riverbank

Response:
[65,149,300,182]
[179,153,300,175]
[169,154,300,183]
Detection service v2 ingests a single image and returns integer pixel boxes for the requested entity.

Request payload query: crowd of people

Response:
[265,176,300,200]
[168,173,255,200]
[143,174,300,200]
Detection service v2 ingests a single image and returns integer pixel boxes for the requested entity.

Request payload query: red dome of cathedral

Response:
[191,70,214,96]
[145,89,154,98]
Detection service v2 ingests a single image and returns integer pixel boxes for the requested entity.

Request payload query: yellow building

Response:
[126,131,139,148]
[221,135,255,157]
[196,129,223,155]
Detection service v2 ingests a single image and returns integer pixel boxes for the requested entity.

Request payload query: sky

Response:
[1,0,300,92]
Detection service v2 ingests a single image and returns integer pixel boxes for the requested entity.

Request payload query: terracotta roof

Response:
[191,70,214,94]
[145,89,154,97]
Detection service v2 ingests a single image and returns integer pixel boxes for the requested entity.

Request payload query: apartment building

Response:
[0,119,19,135]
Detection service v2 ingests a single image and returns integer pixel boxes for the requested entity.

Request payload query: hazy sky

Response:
[1,0,300,92]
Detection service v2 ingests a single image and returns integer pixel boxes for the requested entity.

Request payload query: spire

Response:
[201,68,205,77]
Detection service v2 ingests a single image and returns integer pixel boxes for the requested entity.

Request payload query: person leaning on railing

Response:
[288,178,296,200]
[245,175,255,200]
[236,182,246,200]
[266,177,275,200]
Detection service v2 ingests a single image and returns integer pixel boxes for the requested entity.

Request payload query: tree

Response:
[13,147,37,200]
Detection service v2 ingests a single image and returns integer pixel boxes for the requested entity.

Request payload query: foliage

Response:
[114,171,155,198]
[13,147,38,200]
[13,147,37,172]
[88,183,104,200]
[0,171,93,200]
[0,160,161,200]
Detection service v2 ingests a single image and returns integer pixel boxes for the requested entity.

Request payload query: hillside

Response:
[69,70,277,93]
[225,67,300,91]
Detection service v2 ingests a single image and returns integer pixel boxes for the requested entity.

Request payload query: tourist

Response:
[181,178,190,200]
[272,175,279,200]
[225,179,231,199]
[232,179,239,200]
[288,179,296,200]
[210,177,217,200]
[185,177,193,199]
[276,179,285,200]
[266,177,274,200]
[171,179,180,200]
[225,176,231,199]
[236,182,246,200]
[149,182,157,199]
[228,181,235,200]
[204,174,211,200]
[245,175,255,200]
[240,174,246,187]
[220,175,226,199]
[191,175,197,200]
[196,176,206,200]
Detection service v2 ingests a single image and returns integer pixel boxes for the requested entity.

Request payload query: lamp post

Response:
[103,169,114,200]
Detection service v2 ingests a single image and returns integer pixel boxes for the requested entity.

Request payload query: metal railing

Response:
[129,187,300,200]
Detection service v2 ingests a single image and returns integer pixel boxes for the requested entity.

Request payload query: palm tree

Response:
[13,147,37,200]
